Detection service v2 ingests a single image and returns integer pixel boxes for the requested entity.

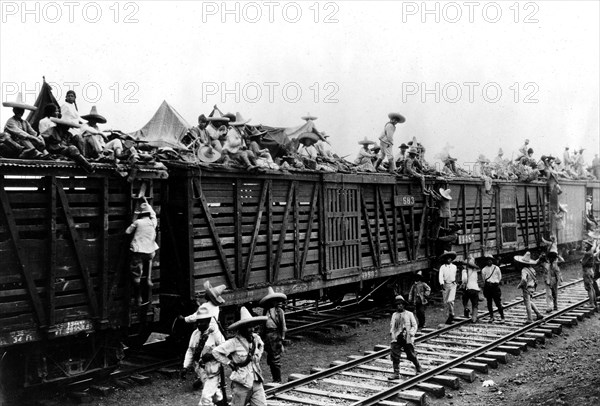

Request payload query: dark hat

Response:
[388,112,406,123]
[399,143,409,149]
[81,106,107,124]
[439,250,457,261]
[297,132,319,146]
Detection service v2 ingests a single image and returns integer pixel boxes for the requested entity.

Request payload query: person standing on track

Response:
[515,252,544,323]
[259,287,288,383]
[388,295,422,380]
[481,253,505,323]
[213,307,268,406]
[460,256,481,323]
[182,304,226,404]
[438,250,458,324]
[541,248,563,313]
[581,240,599,310]
[408,271,431,330]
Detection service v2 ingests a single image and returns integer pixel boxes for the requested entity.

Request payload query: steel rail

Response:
[286,305,392,335]
[349,290,590,405]
[265,278,586,400]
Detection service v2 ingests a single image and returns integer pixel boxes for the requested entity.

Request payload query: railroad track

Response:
[265,278,595,406]
[285,301,392,339]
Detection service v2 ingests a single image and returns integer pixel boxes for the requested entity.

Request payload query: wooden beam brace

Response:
[234,179,243,288]
[100,177,109,324]
[515,194,528,246]
[398,205,413,260]
[377,187,396,264]
[527,191,540,245]
[197,185,237,289]
[272,181,296,281]
[48,176,57,330]
[294,183,300,279]
[479,186,485,250]
[55,179,99,319]
[360,192,379,268]
[300,184,319,278]
[375,185,381,260]
[484,193,495,248]
[244,180,270,288]
[524,186,530,246]
[392,184,399,260]
[267,183,273,282]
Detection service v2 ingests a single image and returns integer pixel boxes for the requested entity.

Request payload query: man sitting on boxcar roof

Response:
[2,92,49,159]
[41,118,94,172]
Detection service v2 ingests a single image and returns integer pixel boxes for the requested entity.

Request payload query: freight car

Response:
[1,158,598,388]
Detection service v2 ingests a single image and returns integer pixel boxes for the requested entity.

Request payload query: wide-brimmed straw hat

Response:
[203,280,226,305]
[464,256,479,269]
[297,132,319,145]
[259,287,287,307]
[481,252,495,261]
[514,251,538,265]
[358,137,374,146]
[301,113,318,121]
[249,128,267,138]
[439,250,457,261]
[558,203,568,213]
[228,306,267,331]
[81,106,107,124]
[2,92,37,110]
[407,147,419,155]
[230,112,250,126]
[50,117,82,128]
[197,145,221,163]
[477,154,490,163]
[394,295,408,304]
[187,303,213,322]
[135,202,153,214]
[439,188,452,200]
[388,112,406,123]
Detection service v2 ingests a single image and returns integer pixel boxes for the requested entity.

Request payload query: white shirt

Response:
[461,268,480,291]
[481,265,502,284]
[439,263,457,285]
[38,117,56,134]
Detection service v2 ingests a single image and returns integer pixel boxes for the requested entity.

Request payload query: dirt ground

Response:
[17,263,600,406]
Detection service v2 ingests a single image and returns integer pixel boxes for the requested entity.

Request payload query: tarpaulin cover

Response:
[130,100,190,150]
[260,121,326,159]
[26,80,60,133]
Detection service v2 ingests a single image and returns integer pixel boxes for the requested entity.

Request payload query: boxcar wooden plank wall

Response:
[558,182,587,244]
[0,172,158,347]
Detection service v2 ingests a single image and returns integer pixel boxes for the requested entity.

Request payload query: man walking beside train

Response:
[439,250,458,324]
[388,295,422,380]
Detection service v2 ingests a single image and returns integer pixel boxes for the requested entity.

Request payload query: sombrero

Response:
[407,147,419,155]
[388,112,406,123]
[394,295,408,304]
[301,113,318,121]
[497,148,504,155]
[297,132,319,145]
[464,256,479,269]
[588,230,600,240]
[206,114,230,122]
[228,306,267,331]
[439,188,452,200]
[230,112,251,126]
[50,117,82,128]
[203,280,226,305]
[477,154,490,163]
[558,203,568,213]
[186,303,213,322]
[81,106,107,124]
[2,92,37,110]
[514,251,538,265]
[259,287,287,307]
[439,250,457,261]
[197,145,221,163]
[249,128,267,138]
[135,202,153,214]
[481,252,495,261]
[358,137,374,146]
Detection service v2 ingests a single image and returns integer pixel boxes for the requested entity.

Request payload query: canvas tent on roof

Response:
[130,100,190,150]
[260,120,328,159]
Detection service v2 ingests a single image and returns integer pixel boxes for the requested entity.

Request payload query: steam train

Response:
[1,158,598,387]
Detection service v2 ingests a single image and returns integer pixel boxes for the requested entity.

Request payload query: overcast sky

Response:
[1,0,598,166]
